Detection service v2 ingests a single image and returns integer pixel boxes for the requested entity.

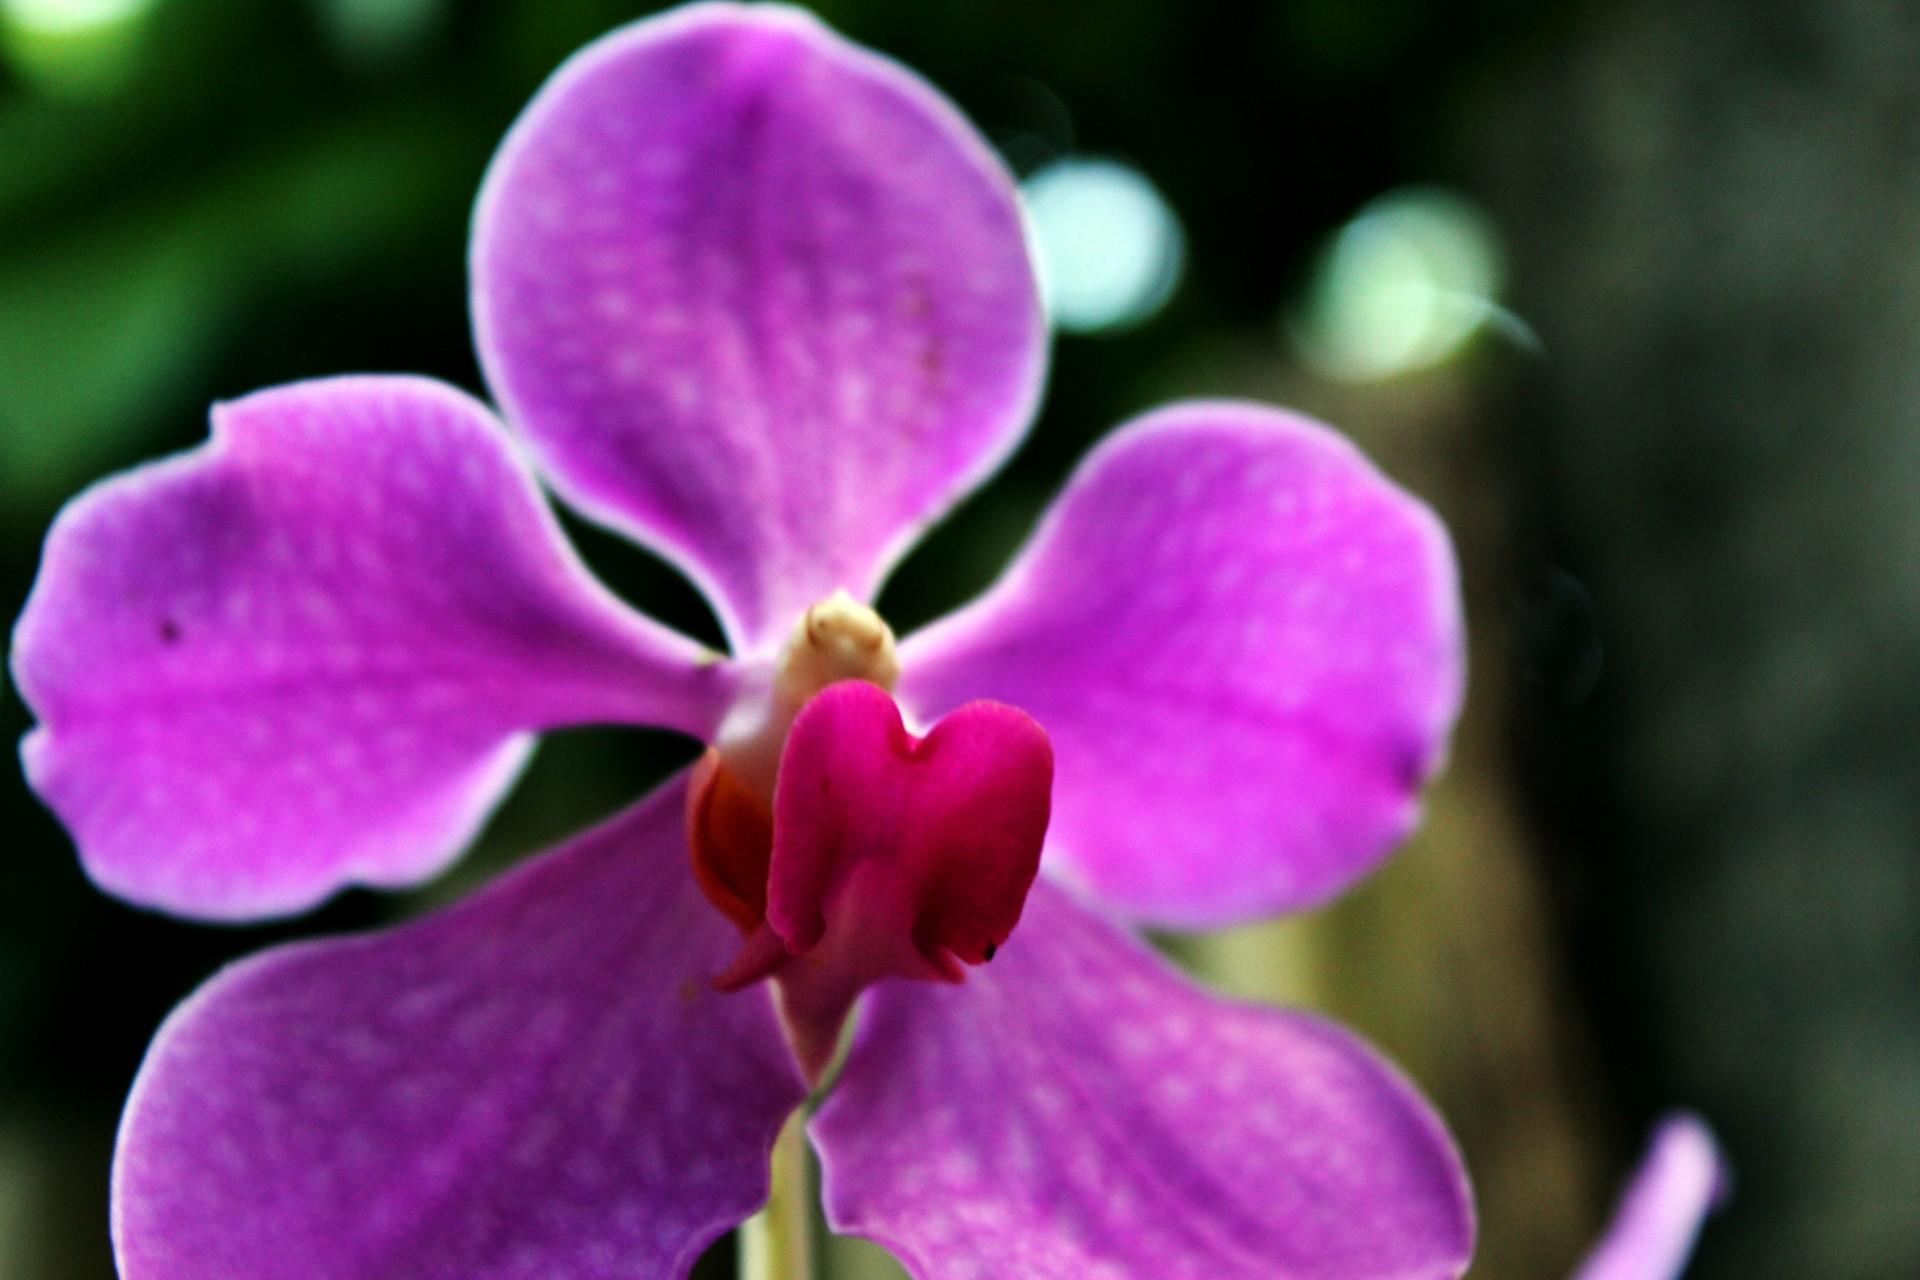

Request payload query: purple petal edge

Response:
[811,878,1474,1280]
[11,375,729,921]
[899,401,1464,929]
[472,2,1047,652]
[112,775,806,1280]
[1572,1114,1727,1280]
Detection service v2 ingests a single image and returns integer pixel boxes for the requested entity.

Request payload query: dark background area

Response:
[3,1,1914,1277]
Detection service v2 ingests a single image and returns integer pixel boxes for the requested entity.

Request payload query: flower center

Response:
[686,593,1052,1081]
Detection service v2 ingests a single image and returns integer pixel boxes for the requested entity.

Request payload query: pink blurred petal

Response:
[1572,1115,1726,1280]
[899,401,1463,928]
[13,376,726,921]
[472,3,1045,652]
[112,777,806,1280]
[811,878,1474,1280]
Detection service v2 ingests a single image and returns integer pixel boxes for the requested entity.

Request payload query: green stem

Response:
[741,1111,814,1280]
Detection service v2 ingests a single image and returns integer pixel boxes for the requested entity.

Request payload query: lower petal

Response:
[112,776,806,1280]
[810,879,1473,1280]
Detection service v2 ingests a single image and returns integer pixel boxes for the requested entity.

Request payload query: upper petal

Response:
[897,401,1463,928]
[112,776,807,1280]
[471,3,1046,652]
[1572,1115,1725,1280]
[12,375,727,921]
[811,878,1474,1280]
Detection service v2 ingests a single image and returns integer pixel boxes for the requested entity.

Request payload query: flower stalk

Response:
[741,1111,814,1280]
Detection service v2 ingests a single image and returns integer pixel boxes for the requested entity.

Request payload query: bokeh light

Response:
[0,0,156,96]
[1290,186,1510,382]
[311,0,444,68]
[1,0,147,33]
[1020,157,1185,335]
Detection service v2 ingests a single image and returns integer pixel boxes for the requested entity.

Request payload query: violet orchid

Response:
[12,5,1476,1278]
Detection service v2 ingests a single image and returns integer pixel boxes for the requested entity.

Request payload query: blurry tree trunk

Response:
[1470,2,1920,1278]
[1168,348,1609,1280]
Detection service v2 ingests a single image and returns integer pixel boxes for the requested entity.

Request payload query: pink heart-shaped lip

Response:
[770,680,1053,969]
[704,679,1052,1080]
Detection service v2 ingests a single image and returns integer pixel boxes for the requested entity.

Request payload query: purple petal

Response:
[472,3,1045,652]
[1572,1115,1726,1280]
[897,401,1463,928]
[13,375,728,921]
[811,879,1474,1280]
[113,776,806,1280]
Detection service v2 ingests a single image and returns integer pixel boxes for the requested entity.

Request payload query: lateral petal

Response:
[13,375,726,920]
[899,401,1462,928]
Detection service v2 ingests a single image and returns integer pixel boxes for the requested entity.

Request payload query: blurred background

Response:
[2,1,1915,1277]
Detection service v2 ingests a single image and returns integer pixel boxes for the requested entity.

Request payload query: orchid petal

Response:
[13,375,727,922]
[472,3,1046,652]
[112,777,806,1280]
[1572,1115,1725,1280]
[811,878,1474,1280]
[898,401,1462,928]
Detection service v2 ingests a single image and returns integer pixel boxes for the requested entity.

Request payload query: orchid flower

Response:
[1574,1114,1727,1280]
[11,5,1476,1278]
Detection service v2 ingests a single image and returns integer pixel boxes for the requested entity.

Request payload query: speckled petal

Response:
[112,777,806,1280]
[12,376,728,922]
[811,878,1474,1280]
[472,3,1045,652]
[1573,1115,1725,1280]
[897,401,1462,929]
